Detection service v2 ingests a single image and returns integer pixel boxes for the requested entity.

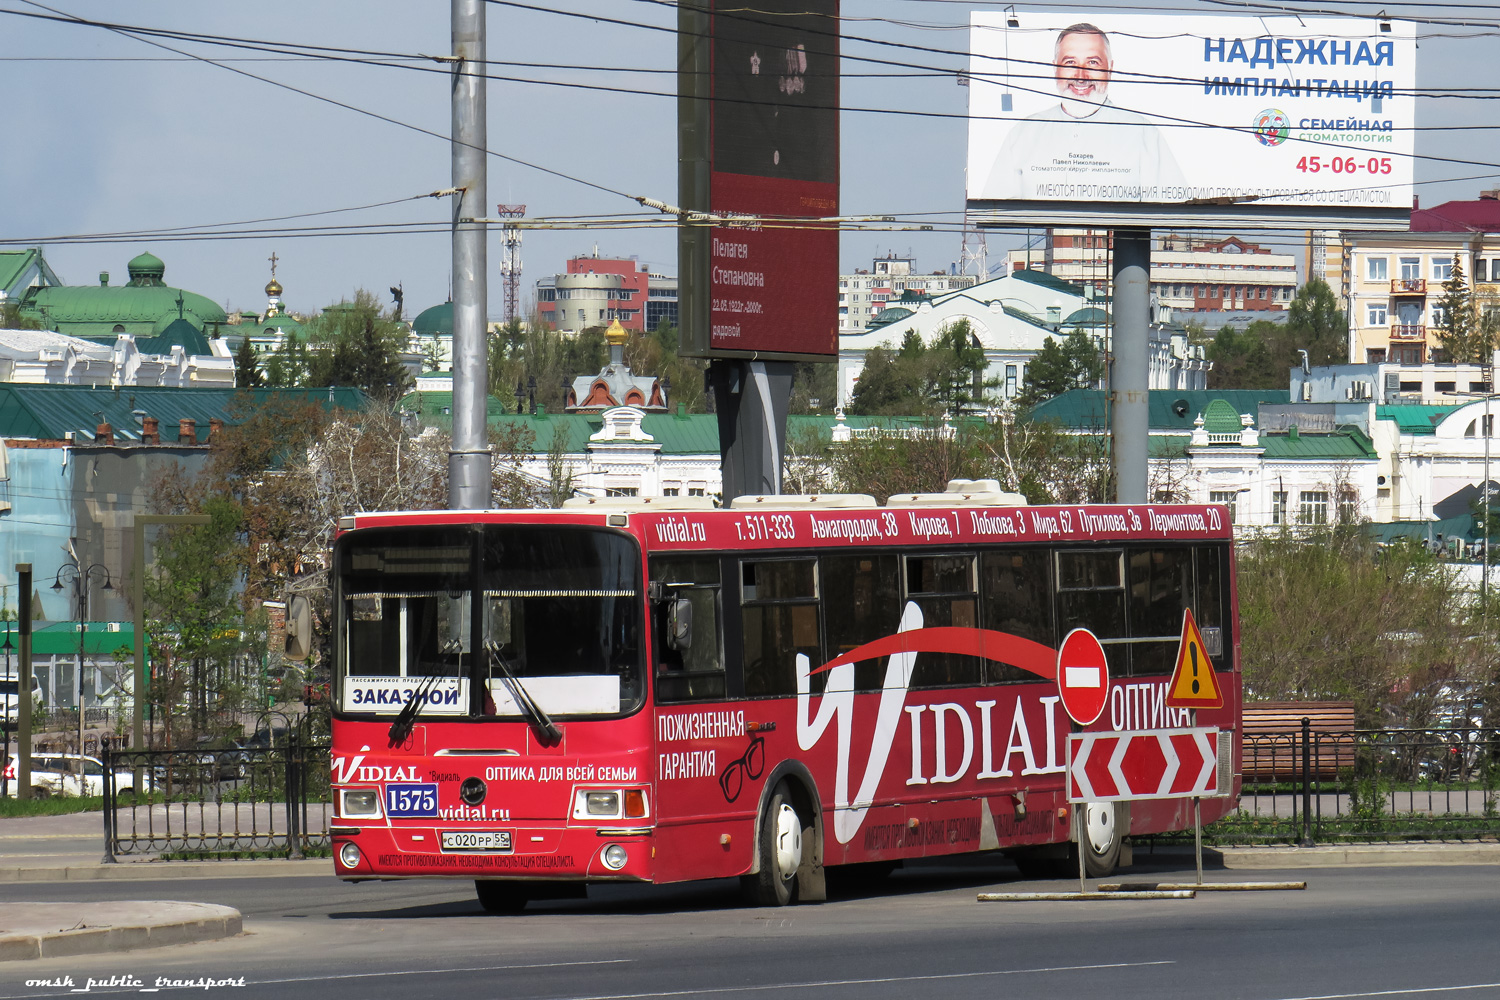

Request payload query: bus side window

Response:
[649,558,724,703]
[904,553,982,688]
[1128,547,1193,676]
[822,553,900,692]
[1194,545,1228,667]
[740,559,821,698]
[1055,549,1127,673]
[980,548,1054,683]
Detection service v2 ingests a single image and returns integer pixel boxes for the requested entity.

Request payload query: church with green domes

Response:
[10,250,230,344]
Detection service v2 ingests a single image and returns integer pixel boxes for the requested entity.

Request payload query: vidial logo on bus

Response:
[797,603,1070,845]
[792,602,1188,845]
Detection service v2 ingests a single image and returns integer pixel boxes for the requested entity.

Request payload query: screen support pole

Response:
[1111,228,1150,504]
[711,359,794,501]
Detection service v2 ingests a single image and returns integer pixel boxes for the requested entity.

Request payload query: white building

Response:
[838,269,1209,409]
[839,255,978,333]
[0,329,235,388]
[1003,230,1299,316]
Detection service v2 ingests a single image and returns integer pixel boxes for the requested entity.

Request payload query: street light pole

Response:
[52,563,112,783]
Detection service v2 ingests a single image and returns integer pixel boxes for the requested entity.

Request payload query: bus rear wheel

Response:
[475,880,528,913]
[742,783,802,907]
[1078,801,1125,878]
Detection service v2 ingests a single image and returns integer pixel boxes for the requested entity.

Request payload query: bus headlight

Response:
[572,789,649,821]
[601,844,628,870]
[341,789,381,818]
[339,842,362,869]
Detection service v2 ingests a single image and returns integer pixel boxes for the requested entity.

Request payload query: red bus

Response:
[328,482,1240,910]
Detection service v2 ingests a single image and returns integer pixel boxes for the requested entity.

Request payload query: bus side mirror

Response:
[285,595,312,662]
[667,598,692,651]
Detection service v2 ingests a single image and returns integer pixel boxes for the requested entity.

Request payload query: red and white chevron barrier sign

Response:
[1067,727,1220,803]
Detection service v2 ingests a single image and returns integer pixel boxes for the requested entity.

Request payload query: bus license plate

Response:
[440,830,513,852]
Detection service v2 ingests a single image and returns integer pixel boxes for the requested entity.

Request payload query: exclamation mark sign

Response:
[1190,643,1200,695]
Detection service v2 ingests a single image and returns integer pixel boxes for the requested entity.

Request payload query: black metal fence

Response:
[1195,722,1500,845]
[101,736,330,860]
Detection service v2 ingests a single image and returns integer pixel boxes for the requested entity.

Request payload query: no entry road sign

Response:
[1067,727,1220,802]
[1056,628,1109,727]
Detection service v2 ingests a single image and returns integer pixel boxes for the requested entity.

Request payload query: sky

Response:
[3,0,1497,323]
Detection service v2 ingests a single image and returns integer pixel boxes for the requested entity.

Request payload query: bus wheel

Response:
[742,783,802,907]
[475,880,528,913]
[1079,801,1125,878]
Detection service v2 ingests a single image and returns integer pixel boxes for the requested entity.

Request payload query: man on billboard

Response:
[979,23,1184,200]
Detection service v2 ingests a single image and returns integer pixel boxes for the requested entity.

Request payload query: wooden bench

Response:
[1241,702,1356,781]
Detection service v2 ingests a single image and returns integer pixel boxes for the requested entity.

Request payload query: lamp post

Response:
[52,563,112,784]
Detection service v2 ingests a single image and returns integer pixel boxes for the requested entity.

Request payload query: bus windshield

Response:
[336,524,645,719]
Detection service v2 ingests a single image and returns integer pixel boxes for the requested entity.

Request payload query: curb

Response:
[0,903,242,962]
[0,859,328,883]
[1139,842,1500,869]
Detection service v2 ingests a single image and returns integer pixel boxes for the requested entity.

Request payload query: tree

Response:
[303,290,413,403]
[0,303,44,330]
[232,337,265,389]
[1433,256,1498,363]
[263,335,313,388]
[849,325,990,417]
[1237,529,1491,725]
[791,414,1112,505]
[1015,329,1104,409]
[141,496,252,742]
[1285,277,1347,367]
[1206,322,1282,389]
[848,343,928,416]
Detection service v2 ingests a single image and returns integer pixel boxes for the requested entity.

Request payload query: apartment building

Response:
[1340,193,1500,365]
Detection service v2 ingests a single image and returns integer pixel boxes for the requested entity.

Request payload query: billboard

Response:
[679,0,839,360]
[966,13,1416,229]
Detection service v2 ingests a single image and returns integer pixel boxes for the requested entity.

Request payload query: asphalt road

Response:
[1,859,1497,1000]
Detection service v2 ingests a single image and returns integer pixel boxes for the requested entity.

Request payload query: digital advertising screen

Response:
[965,13,1416,228]
[690,0,839,359]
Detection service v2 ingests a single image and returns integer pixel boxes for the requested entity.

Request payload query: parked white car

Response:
[2,754,72,798]
[29,754,155,800]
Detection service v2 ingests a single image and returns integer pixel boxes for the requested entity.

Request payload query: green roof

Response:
[1260,426,1376,459]
[1010,268,1084,297]
[1201,398,1242,434]
[1062,307,1109,328]
[21,284,229,337]
[866,307,914,331]
[1375,404,1459,435]
[136,317,212,356]
[412,301,453,337]
[0,385,367,442]
[1366,515,1478,544]
[1028,389,1288,432]
[0,622,140,657]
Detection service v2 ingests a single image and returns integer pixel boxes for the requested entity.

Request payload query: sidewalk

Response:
[0,902,241,962]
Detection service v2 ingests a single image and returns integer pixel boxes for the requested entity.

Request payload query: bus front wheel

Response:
[475,880,528,913]
[742,783,802,907]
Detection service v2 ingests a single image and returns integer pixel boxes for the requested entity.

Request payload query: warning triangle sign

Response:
[1166,607,1224,709]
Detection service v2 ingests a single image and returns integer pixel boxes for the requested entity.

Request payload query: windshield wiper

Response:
[485,639,561,745]
[387,664,447,749]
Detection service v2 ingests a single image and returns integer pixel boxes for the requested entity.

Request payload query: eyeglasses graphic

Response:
[718,735,765,802]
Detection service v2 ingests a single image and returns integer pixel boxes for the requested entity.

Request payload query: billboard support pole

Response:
[1111,228,1150,503]
[448,0,491,510]
[712,360,793,500]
